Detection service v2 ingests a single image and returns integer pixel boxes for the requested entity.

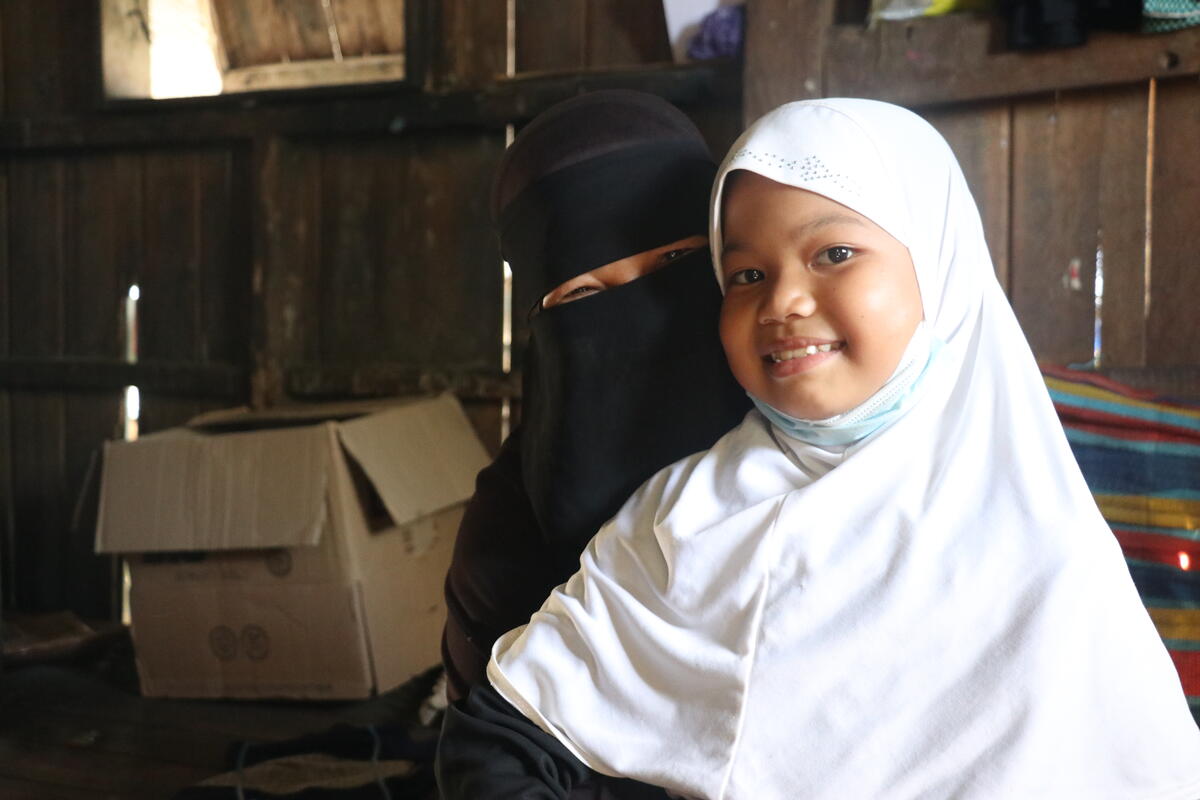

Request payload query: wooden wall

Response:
[0,0,741,620]
[746,3,1200,398]
[933,81,1200,387]
[17,2,1191,625]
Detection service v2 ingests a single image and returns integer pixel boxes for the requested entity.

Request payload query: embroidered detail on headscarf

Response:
[727,150,863,197]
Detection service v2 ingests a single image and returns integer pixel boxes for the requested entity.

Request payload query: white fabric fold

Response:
[488,98,1200,800]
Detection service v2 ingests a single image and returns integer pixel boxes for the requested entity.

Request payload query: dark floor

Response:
[0,635,440,799]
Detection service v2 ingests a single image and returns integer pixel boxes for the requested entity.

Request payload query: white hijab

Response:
[488,99,1200,800]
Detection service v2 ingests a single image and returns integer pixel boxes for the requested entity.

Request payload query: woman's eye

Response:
[561,285,600,301]
[815,246,855,266]
[728,268,765,286]
[660,247,694,264]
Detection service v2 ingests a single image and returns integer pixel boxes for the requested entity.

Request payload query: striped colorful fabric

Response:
[1043,364,1200,724]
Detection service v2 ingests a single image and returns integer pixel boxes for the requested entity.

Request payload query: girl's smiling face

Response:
[719,171,923,420]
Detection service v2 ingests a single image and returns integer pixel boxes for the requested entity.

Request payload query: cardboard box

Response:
[95,393,490,700]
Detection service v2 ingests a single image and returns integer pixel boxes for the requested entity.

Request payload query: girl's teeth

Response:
[769,343,842,363]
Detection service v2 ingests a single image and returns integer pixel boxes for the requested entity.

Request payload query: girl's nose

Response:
[760,272,817,324]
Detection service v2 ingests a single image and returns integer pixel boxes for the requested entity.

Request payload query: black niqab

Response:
[444,91,749,704]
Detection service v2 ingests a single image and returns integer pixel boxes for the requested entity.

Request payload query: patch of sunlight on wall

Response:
[150,0,222,99]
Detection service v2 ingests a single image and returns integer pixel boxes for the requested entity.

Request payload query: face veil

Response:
[521,248,749,555]
[496,91,751,556]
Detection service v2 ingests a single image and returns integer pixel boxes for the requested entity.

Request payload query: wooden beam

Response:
[285,363,521,400]
[0,358,246,400]
[222,54,407,94]
[0,61,738,152]
[743,0,836,122]
[826,17,1200,108]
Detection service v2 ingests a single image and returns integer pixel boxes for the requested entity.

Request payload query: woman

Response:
[439,91,749,797]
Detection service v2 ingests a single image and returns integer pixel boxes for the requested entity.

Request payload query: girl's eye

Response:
[728,268,765,286]
[815,246,855,266]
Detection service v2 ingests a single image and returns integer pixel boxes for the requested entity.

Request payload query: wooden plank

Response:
[1146,78,1200,368]
[585,0,672,68]
[825,17,1200,108]
[252,136,321,406]
[64,152,141,360]
[0,161,11,609]
[331,0,407,57]
[211,0,333,68]
[253,136,322,406]
[7,155,68,612]
[62,394,119,620]
[314,133,504,371]
[210,0,251,68]
[433,0,508,88]
[7,156,66,359]
[0,62,738,151]
[8,392,67,613]
[0,386,9,608]
[925,103,1012,290]
[1009,88,1147,366]
[0,6,5,114]
[141,151,204,362]
[223,54,408,93]
[516,0,586,73]
[2,1,69,116]
[194,147,251,365]
[0,0,100,115]
[743,0,836,122]
[1096,83,1151,369]
[1009,93,1083,363]
[0,358,247,400]
[56,151,141,620]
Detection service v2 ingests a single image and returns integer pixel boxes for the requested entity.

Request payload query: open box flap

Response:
[96,423,331,554]
[336,393,490,529]
[186,398,408,433]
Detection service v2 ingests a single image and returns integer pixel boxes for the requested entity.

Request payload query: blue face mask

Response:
[751,324,943,448]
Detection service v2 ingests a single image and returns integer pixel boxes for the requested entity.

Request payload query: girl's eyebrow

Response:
[722,213,867,257]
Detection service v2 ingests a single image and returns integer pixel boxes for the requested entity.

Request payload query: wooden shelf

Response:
[826,17,1200,108]
[0,61,739,152]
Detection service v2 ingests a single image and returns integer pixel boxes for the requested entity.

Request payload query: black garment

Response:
[499,143,715,298]
[439,90,749,799]
[521,249,750,554]
[442,253,750,702]
[437,685,670,800]
[441,431,574,700]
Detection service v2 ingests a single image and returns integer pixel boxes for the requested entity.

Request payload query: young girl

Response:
[438,99,1200,799]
